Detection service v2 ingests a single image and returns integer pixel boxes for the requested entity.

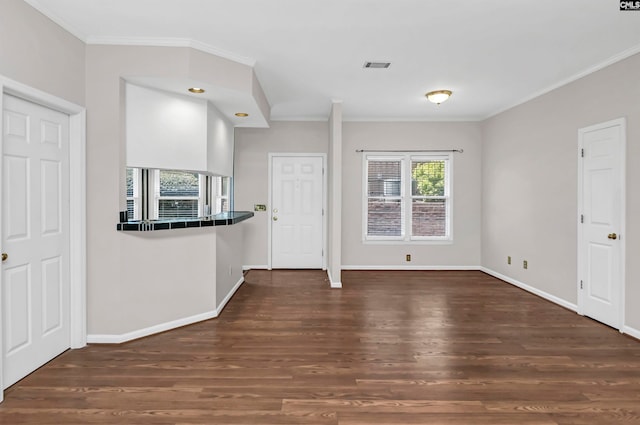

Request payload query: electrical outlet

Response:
[523,260,528,269]
[406,254,411,262]
[507,256,511,265]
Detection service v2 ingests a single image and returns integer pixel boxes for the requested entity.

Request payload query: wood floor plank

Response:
[1,269,639,424]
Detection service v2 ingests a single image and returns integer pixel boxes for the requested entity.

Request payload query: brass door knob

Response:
[273,216,278,221]
[608,233,618,240]
[1,253,7,262]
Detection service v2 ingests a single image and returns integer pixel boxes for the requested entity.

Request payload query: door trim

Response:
[267,153,327,270]
[577,117,626,331]
[0,76,87,399]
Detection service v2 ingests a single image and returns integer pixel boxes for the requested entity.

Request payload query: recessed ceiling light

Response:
[235,112,249,117]
[188,87,205,94]
[425,90,452,104]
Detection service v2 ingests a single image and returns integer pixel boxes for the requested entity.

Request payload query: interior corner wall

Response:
[0,0,85,106]
[234,122,329,268]
[328,103,343,285]
[341,122,482,268]
[85,45,221,336]
[481,52,640,331]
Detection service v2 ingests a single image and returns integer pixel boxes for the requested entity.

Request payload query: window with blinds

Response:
[125,168,231,222]
[154,170,202,219]
[364,153,451,242]
[367,159,404,237]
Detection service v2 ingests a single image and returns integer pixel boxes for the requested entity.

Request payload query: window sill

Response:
[363,238,453,245]
[117,211,253,232]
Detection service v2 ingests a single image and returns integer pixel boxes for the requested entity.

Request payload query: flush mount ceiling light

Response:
[235,112,249,117]
[188,87,205,94]
[425,90,452,104]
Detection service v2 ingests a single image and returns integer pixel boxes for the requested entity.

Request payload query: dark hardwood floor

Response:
[1,270,639,424]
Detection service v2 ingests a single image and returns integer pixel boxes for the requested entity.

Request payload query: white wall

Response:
[207,102,234,177]
[342,122,483,268]
[0,0,85,106]
[481,52,640,331]
[236,121,483,270]
[126,83,208,172]
[126,83,234,175]
[216,224,245,308]
[118,229,217,331]
[234,122,329,267]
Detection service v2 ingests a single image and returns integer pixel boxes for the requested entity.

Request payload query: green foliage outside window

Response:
[412,161,445,197]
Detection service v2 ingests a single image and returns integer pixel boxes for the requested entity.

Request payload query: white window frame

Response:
[409,154,451,242]
[362,152,453,244]
[126,167,142,221]
[363,155,406,241]
[150,169,206,219]
[214,176,230,214]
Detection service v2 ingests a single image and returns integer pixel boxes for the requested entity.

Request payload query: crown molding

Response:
[485,43,640,120]
[85,36,256,67]
[24,0,257,67]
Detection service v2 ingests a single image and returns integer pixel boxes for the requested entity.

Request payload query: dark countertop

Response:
[117,211,254,232]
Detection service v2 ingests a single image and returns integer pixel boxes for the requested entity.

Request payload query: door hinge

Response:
[580,214,584,223]
[580,280,583,289]
[581,148,584,158]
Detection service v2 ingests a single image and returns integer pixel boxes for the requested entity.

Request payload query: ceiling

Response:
[25,0,640,122]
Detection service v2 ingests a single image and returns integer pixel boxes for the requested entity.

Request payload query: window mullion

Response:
[402,155,410,240]
[151,169,160,219]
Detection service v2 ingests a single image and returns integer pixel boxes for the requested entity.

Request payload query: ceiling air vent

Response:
[363,61,391,69]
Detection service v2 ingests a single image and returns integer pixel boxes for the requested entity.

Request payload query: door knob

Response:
[608,233,617,240]
[273,216,278,221]
[1,253,7,262]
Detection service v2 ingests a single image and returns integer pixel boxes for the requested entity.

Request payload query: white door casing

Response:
[578,118,626,330]
[0,77,86,401]
[269,154,325,269]
[2,94,71,388]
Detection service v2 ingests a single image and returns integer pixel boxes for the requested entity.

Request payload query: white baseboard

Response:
[242,265,268,271]
[327,269,342,289]
[623,325,640,340]
[88,276,246,345]
[87,309,218,344]
[481,267,578,312]
[341,265,481,271]
[216,276,244,314]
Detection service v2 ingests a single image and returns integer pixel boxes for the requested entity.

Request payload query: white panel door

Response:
[271,156,323,268]
[2,94,70,388]
[579,120,624,329]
